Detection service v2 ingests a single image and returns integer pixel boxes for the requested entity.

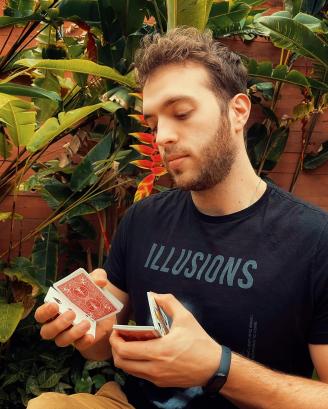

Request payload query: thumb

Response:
[90,268,108,287]
[152,293,191,323]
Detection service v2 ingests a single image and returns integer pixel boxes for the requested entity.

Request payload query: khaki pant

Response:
[27,381,135,409]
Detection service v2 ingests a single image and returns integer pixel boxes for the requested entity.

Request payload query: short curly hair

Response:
[134,27,248,103]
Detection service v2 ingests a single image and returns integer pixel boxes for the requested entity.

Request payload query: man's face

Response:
[142,62,237,191]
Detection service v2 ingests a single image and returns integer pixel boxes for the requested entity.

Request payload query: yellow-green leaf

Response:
[27,101,121,153]
[0,303,24,343]
[166,0,214,31]
[0,93,36,147]
[15,59,137,88]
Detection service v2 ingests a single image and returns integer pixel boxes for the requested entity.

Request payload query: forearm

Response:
[221,353,328,409]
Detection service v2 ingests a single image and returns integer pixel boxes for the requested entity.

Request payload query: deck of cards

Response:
[44,268,123,338]
[112,292,170,341]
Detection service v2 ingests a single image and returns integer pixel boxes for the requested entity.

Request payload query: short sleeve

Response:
[103,205,135,292]
[308,220,328,344]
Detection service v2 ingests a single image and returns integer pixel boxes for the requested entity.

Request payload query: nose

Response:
[155,118,178,147]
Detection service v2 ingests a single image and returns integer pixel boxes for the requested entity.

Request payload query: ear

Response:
[228,93,251,133]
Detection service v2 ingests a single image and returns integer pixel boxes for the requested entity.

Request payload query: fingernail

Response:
[64,311,75,322]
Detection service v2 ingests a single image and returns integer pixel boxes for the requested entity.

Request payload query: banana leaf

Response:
[0,93,36,147]
[257,16,328,70]
[4,0,36,17]
[247,60,328,91]
[70,133,113,192]
[166,0,214,31]
[293,13,328,34]
[0,83,61,103]
[32,224,59,286]
[26,101,121,153]
[0,303,24,343]
[15,59,137,88]
[208,2,251,30]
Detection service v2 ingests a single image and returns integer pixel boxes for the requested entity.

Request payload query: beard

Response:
[164,115,236,191]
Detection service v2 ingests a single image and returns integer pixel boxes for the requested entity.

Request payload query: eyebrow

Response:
[143,95,195,120]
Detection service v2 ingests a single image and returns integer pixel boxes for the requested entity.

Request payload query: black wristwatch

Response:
[202,345,231,397]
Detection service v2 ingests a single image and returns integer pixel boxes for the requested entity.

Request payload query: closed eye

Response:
[175,111,191,120]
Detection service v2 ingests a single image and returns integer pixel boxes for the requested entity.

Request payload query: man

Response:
[28,27,328,409]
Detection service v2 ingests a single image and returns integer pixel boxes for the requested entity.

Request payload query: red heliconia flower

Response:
[129,114,149,127]
[151,153,162,163]
[151,166,167,176]
[130,159,154,170]
[134,173,155,202]
[130,144,157,156]
[129,132,155,144]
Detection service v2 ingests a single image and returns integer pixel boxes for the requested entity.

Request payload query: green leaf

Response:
[0,93,36,147]
[293,13,328,33]
[92,374,106,389]
[62,192,114,220]
[0,303,24,343]
[15,59,137,88]
[257,16,328,70]
[32,224,59,286]
[304,141,328,170]
[283,0,302,17]
[70,133,113,191]
[247,60,325,91]
[0,83,61,103]
[265,126,289,166]
[37,369,69,388]
[4,0,36,17]
[0,212,23,222]
[208,2,251,29]
[167,0,214,31]
[67,217,97,239]
[26,101,120,153]
[74,375,93,393]
[3,257,44,297]
[109,0,148,36]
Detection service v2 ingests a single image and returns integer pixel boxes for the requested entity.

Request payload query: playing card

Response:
[147,292,170,336]
[54,268,123,321]
[112,324,161,341]
[44,287,96,338]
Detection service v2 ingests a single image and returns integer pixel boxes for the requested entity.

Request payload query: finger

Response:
[112,349,152,378]
[90,268,109,287]
[35,303,59,324]
[73,333,96,351]
[151,293,191,322]
[110,330,160,360]
[40,310,76,340]
[54,320,92,347]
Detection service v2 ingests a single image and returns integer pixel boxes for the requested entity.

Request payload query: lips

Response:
[166,154,188,163]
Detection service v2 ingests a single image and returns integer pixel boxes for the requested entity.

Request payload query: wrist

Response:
[203,344,231,397]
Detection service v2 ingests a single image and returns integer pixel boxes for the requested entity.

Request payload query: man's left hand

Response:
[109,293,221,388]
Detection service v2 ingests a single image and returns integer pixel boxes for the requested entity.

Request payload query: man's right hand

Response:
[35,268,115,352]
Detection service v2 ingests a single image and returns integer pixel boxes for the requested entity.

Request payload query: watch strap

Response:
[203,345,231,396]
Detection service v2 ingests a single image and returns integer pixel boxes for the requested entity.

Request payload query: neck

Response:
[190,151,267,217]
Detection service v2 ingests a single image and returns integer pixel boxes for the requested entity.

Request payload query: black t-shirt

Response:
[104,183,328,409]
